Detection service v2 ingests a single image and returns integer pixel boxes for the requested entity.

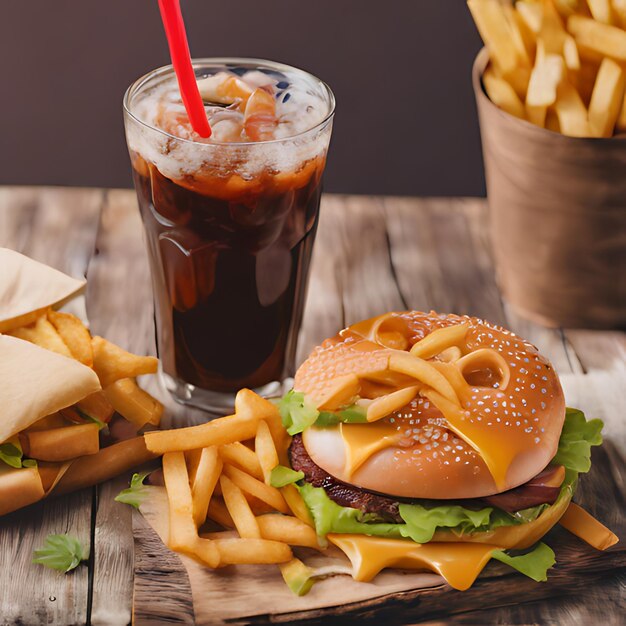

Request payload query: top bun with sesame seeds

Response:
[294,311,566,500]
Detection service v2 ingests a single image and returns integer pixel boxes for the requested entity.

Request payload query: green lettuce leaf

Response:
[552,407,603,473]
[278,391,319,436]
[491,542,556,582]
[315,404,367,426]
[270,465,304,488]
[298,482,403,542]
[399,503,492,543]
[32,534,89,572]
[115,471,151,509]
[0,440,37,469]
[0,442,24,469]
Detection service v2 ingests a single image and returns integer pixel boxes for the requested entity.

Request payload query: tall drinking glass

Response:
[123,59,335,412]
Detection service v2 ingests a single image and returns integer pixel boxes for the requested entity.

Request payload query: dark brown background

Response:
[0,1,484,196]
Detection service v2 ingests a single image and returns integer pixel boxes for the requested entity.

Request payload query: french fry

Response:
[614,0,626,29]
[254,421,279,484]
[553,0,581,17]
[91,336,158,388]
[206,497,235,528]
[281,484,314,526]
[19,423,100,462]
[263,410,290,466]
[53,436,157,495]
[145,412,261,454]
[213,537,292,565]
[219,442,263,481]
[568,15,626,62]
[586,0,614,23]
[220,474,261,538]
[47,310,93,367]
[510,4,537,57]
[554,81,591,135]
[77,391,115,424]
[482,67,527,119]
[527,53,565,106]
[104,378,163,428]
[191,447,222,527]
[503,4,532,66]
[540,0,568,54]
[223,464,289,514]
[516,1,543,34]
[146,388,276,454]
[9,315,72,358]
[256,514,321,550]
[563,34,581,70]
[588,57,625,136]
[163,451,220,567]
[468,0,524,76]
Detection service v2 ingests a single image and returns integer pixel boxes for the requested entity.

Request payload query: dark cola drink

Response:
[124,60,335,411]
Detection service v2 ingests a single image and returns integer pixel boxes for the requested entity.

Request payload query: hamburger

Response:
[276,311,618,589]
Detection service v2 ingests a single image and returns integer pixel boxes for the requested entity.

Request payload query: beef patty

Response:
[290,434,403,522]
[289,434,562,520]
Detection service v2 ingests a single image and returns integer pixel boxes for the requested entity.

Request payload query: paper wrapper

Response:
[137,487,445,625]
[473,48,626,329]
[0,248,86,332]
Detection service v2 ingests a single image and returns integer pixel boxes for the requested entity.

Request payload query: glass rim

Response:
[123,57,336,148]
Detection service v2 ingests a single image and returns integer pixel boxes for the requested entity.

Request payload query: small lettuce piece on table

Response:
[114,471,151,509]
[491,542,556,582]
[32,534,89,573]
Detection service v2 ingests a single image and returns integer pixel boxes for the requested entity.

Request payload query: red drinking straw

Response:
[157,0,212,138]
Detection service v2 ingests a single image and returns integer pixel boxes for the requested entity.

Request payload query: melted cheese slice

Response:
[559,503,619,550]
[329,534,499,590]
[339,422,403,478]
[422,388,514,491]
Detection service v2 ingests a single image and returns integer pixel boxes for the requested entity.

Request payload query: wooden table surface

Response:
[0,186,623,625]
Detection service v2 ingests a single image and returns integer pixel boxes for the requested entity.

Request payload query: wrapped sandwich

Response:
[0,248,162,516]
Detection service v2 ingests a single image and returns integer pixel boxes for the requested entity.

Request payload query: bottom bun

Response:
[431,487,573,550]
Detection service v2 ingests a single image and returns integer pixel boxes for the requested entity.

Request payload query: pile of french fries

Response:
[144,389,320,572]
[9,308,163,460]
[469,0,626,136]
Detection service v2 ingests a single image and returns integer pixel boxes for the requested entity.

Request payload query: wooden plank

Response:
[0,186,103,626]
[133,511,195,625]
[85,189,156,626]
[383,197,506,323]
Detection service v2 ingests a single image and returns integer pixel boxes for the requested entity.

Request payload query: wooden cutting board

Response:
[131,440,625,625]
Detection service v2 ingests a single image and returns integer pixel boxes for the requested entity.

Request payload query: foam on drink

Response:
[126,63,333,187]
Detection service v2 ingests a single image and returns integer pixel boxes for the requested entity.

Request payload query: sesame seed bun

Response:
[296,311,566,499]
